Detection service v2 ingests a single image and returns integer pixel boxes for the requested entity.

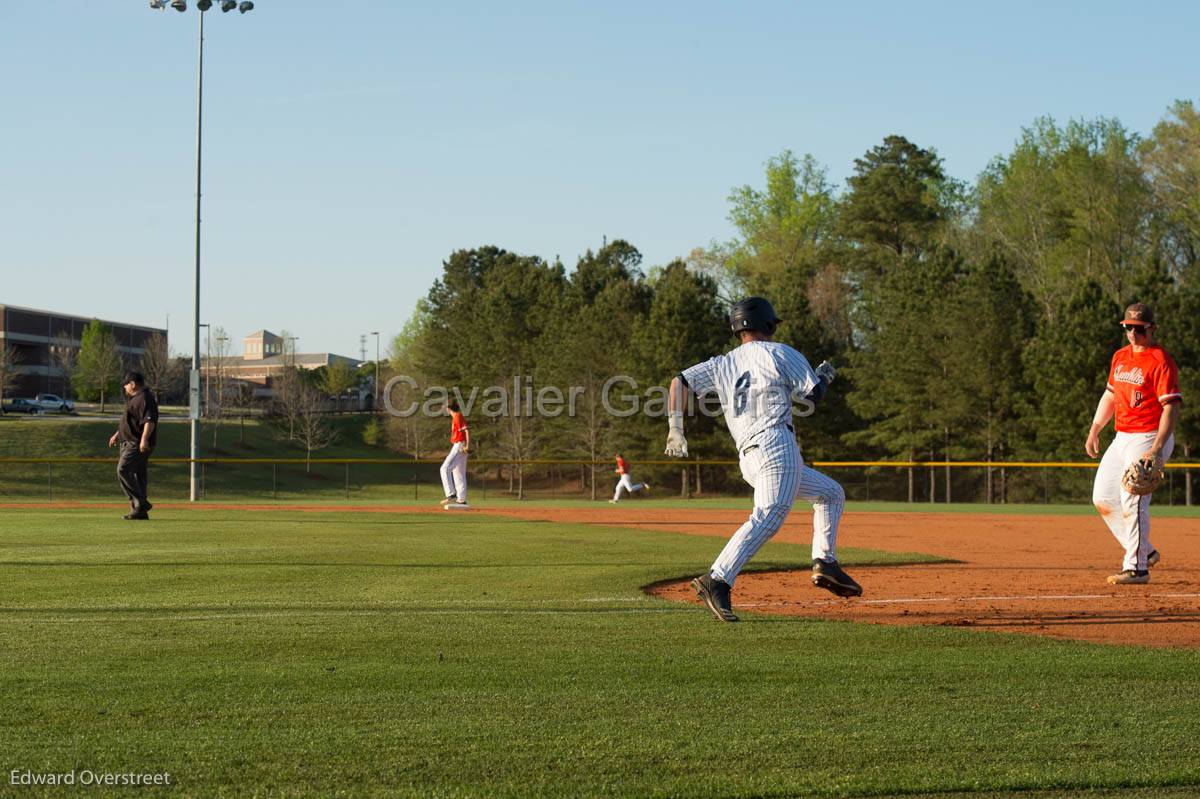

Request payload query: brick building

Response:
[0,303,166,397]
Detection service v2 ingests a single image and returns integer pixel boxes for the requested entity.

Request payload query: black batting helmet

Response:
[728,297,781,335]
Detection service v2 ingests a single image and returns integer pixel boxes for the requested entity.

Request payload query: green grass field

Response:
[0,414,377,460]
[2,506,1200,798]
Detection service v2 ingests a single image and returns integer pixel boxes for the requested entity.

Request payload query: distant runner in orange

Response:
[610,453,649,503]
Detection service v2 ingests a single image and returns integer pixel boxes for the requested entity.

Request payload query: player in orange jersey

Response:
[1085,303,1182,584]
[440,399,471,508]
[609,452,649,503]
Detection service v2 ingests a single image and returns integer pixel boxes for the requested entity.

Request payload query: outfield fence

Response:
[0,456,1196,506]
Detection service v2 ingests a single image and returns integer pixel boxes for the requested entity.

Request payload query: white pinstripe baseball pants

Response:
[710,425,845,586]
[1093,431,1173,571]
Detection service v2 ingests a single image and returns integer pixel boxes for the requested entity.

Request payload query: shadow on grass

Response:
[639,557,962,594]
[0,603,682,618]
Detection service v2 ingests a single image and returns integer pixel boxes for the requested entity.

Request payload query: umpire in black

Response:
[108,371,159,520]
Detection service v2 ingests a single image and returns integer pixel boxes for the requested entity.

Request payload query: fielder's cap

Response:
[1121,303,1155,327]
[123,371,145,385]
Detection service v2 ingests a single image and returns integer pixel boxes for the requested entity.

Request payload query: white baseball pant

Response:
[440,442,468,502]
[710,425,845,586]
[1093,431,1173,571]
[612,474,645,502]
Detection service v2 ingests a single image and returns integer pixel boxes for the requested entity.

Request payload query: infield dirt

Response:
[483,505,1200,648]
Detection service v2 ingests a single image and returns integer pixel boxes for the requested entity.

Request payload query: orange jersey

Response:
[615,456,628,475]
[450,412,468,444]
[1106,345,1181,433]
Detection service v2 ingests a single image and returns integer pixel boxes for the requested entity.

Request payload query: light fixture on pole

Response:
[148,0,255,502]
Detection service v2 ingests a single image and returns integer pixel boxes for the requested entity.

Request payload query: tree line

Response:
[388,100,1200,502]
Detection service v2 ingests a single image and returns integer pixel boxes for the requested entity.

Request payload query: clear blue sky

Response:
[2,1,1197,359]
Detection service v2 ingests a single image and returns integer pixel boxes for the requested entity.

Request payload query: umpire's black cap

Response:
[728,297,781,335]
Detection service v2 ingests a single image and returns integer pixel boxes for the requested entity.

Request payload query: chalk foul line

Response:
[739,591,1200,608]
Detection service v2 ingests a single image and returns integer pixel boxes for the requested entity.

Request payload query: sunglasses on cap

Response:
[1123,324,1148,333]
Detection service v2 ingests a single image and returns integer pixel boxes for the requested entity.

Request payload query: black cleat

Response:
[691,574,739,622]
[812,559,863,598]
[122,512,150,521]
[1147,549,1160,568]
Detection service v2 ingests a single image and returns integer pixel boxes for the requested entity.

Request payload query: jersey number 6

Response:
[733,371,751,416]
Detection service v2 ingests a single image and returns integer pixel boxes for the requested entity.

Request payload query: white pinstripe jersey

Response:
[681,340,818,452]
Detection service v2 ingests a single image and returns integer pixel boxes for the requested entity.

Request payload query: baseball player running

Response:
[1086,303,1182,584]
[440,399,470,508]
[665,297,860,622]
[610,452,650,503]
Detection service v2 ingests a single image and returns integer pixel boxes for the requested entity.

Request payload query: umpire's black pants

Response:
[117,442,152,513]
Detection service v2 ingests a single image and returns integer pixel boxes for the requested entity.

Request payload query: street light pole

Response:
[371,331,380,411]
[198,322,210,420]
[215,334,229,417]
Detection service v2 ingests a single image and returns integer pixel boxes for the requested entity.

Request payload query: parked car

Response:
[2,398,43,415]
[33,393,75,413]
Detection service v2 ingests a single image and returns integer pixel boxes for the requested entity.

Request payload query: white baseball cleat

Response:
[608,499,618,504]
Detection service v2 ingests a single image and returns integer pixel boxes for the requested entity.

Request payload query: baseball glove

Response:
[1122,456,1164,495]
[815,360,836,384]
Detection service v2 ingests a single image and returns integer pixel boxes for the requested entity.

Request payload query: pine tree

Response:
[1020,282,1122,460]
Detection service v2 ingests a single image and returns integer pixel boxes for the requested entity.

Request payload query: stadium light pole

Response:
[149,0,255,501]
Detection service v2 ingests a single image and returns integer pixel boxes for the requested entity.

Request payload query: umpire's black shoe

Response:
[122,512,150,521]
[812,559,863,598]
[691,574,739,622]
